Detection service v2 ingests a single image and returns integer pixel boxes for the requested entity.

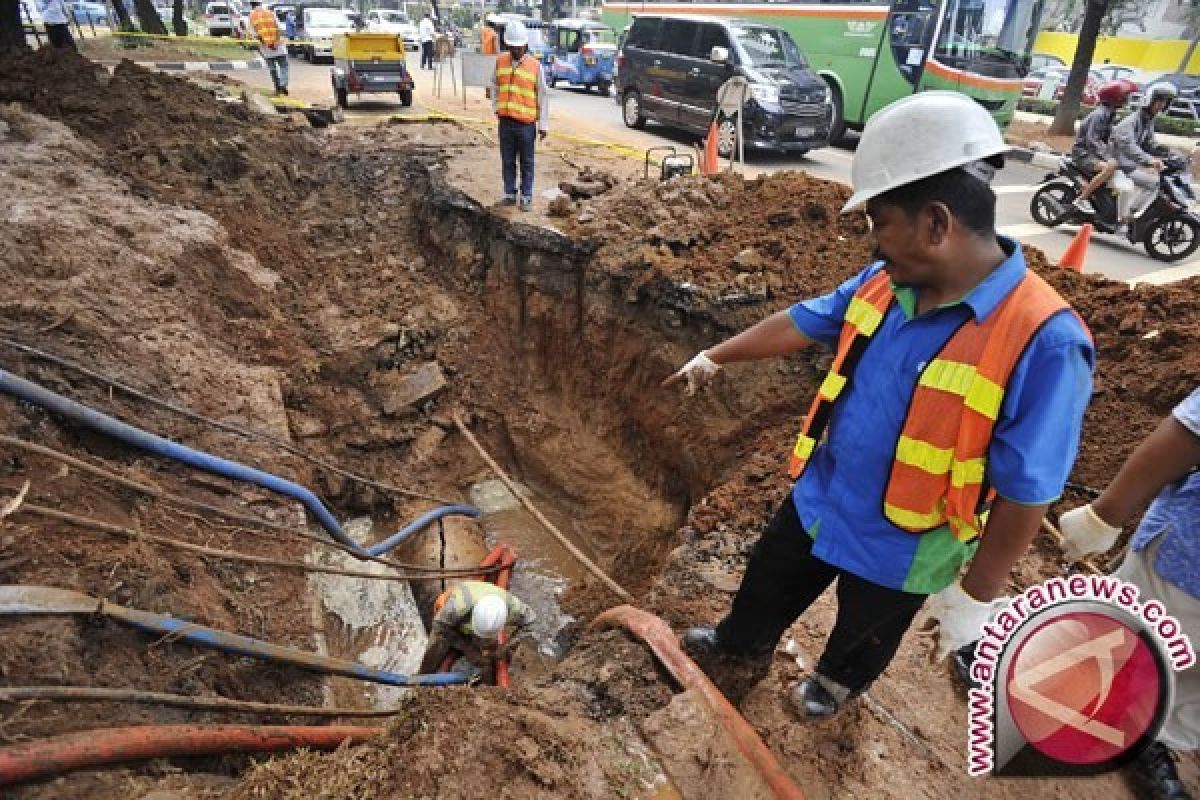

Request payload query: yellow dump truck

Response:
[331,32,415,109]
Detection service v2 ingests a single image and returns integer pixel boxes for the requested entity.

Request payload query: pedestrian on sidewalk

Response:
[665,91,1094,720]
[419,12,436,70]
[1057,387,1200,800]
[481,14,499,55]
[488,20,548,212]
[36,0,75,49]
[418,580,536,683]
[248,0,288,96]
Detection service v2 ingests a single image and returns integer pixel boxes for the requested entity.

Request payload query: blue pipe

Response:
[0,368,480,557]
[366,504,481,556]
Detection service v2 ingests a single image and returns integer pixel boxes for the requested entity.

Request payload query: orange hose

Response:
[591,606,806,800]
[0,724,378,787]
[437,544,519,687]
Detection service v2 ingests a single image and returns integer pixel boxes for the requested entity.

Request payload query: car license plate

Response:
[795,126,815,138]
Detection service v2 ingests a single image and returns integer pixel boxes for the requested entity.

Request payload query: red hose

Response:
[591,606,806,800]
[0,724,378,787]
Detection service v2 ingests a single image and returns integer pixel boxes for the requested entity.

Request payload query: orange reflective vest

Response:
[495,52,540,124]
[789,269,1082,542]
[249,6,280,48]
[481,26,499,55]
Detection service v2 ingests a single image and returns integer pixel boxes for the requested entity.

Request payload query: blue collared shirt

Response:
[787,239,1095,594]
[1131,388,1200,599]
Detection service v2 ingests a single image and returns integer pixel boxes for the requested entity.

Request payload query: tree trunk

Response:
[171,0,185,34]
[1179,34,1200,73]
[1049,0,1108,136]
[107,0,134,31]
[133,0,168,33]
[0,0,29,48]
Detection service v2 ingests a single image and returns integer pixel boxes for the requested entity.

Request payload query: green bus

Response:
[601,0,1040,141]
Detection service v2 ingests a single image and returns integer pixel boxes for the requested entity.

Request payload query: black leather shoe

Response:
[682,626,722,657]
[1130,742,1193,800]
[789,675,861,720]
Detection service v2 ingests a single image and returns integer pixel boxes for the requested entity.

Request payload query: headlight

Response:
[823,85,832,103]
[750,84,779,105]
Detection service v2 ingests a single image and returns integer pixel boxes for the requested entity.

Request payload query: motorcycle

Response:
[1029,151,1200,262]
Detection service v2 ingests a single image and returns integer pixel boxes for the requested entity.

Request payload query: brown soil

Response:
[0,44,1196,800]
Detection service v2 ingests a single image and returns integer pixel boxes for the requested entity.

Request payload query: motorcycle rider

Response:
[1071,79,1137,214]
[1110,81,1179,234]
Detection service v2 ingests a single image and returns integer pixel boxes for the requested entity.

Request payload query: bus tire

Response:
[825,79,846,145]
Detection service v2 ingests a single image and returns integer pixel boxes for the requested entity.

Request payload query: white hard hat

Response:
[842,91,1009,213]
[504,20,528,47]
[1141,81,1178,110]
[471,594,508,639]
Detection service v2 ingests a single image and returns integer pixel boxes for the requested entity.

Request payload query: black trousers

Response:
[420,40,434,69]
[46,23,76,49]
[715,495,928,692]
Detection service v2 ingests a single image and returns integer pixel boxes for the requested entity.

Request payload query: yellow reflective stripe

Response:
[949,514,984,541]
[895,435,953,475]
[497,100,537,113]
[818,371,847,402]
[499,83,538,100]
[951,457,986,488]
[884,502,944,530]
[845,297,884,336]
[918,359,1005,420]
[792,434,816,460]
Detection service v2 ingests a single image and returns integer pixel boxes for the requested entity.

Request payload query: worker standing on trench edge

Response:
[418,580,536,682]
[665,90,1095,720]
[248,0,289,97]
[488,20,549,212]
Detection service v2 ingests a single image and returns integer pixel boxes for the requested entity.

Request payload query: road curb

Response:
[95,58,264,71]
[1007,146,1060,171]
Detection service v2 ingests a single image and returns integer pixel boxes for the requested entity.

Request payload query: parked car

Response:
[1022,66,1101,106]
[1094,63,1142,85]
[1134,72,1200,122]
[616,14,832,156]
[297,6,355,62]
[365,9,419,51]
[1029,52,1065,72]
[203,1,235,35]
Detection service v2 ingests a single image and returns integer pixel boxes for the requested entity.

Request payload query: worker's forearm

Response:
[961,498,1048,601]
[706,310,811,365]
[1091,416,1200,527]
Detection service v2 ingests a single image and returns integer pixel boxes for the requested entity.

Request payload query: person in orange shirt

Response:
[248,0,289,96]
[481,16,499,55]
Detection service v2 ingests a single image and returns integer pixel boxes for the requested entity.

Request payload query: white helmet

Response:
[1141,81,1178,110]
[471,594,508,639]
[503,20,528,47]
[842,91,1009,212]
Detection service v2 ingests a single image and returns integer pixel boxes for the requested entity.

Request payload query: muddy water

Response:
[469,478,588,657]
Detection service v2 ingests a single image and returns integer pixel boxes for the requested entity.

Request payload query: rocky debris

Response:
[558,166,618,199]
[242,89,279,116]
[370,362,448,415]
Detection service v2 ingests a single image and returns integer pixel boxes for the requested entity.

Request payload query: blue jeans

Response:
[498,117,536,199]
[266,55,289,91]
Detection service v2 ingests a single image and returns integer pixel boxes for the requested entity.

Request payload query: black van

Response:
[615,14,832,156]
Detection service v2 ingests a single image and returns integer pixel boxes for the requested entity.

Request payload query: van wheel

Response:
[716,115,737,158]
[622,91,646,129]
[825,79,846,145]
[547,74,557,88]
[399,89,413,107]
[597,79,611,95]
[335,87,349,108]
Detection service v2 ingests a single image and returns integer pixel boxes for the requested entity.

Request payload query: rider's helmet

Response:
[1096,79,1137,107]
[1140,81,1179,112]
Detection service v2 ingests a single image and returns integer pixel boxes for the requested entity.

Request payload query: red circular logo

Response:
[1005,611,1162,765]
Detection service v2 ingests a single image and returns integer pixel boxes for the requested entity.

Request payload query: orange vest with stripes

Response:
[495,52,540,124]
[788,269,1078,542]
[249,7,280,47]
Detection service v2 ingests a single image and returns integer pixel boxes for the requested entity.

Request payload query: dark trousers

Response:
[46,23,76,49]
[498,116,536,199]
[420,40,434,69]
[715,495,928,693]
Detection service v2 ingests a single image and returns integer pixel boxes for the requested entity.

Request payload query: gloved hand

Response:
[1058,504,1121,561]
[662,351,721,396]
[920,582,1000,661]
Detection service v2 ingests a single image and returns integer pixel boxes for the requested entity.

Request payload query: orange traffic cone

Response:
[701,120,720,176]
[1057,223,1092,273]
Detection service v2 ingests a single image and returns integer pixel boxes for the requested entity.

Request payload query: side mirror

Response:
[710,45,729,63]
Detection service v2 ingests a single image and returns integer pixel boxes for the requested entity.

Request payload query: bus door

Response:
[860,0,939,122]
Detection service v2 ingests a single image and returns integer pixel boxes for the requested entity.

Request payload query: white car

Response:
[204,1,234,35]
[300,7,354,62]
[365,9,418,51]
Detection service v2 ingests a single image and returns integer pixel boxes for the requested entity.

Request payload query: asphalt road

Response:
[241,59,1200,286]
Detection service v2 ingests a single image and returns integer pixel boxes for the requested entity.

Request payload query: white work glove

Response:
[920,582,1000,661]
[663,351,721,396]
[1057,504,1122,561]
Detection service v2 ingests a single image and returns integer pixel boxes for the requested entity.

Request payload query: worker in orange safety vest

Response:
[487,20,549,212]
[481,15,500,55]
[248,0,289,96]
[664,91,1095,721]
